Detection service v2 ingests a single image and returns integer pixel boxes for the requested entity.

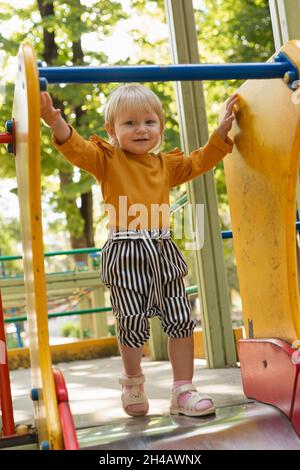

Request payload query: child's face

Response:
[106,109,162,154]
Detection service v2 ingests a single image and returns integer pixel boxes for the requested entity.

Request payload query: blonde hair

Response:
[104,84,165,150]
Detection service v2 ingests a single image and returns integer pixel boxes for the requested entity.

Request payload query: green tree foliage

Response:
[0,216,23,276]
[195,0,274,180]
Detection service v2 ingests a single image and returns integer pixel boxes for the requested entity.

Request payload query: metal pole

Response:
[38,61,295,84]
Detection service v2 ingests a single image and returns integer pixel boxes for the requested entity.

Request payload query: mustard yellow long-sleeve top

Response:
[53,127,233,230]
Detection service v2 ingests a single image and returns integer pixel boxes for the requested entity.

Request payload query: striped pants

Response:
[101,229,196,348]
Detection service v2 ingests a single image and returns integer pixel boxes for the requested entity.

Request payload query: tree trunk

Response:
[38,0,95,265]
[73,37,95,251]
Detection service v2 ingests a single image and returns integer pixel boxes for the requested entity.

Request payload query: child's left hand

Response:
[216,93,240,141]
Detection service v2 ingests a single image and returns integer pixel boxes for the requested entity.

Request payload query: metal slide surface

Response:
[78,403,300,450]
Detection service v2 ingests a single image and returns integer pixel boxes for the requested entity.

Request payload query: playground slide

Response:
[223,40,300,343]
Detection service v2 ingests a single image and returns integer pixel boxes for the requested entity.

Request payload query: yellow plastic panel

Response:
[223,40,300,343]
[13,43,63,449]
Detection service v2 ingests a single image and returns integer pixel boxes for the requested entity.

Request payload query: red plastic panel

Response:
[53,368,69,403]
[291,359,300,436]
[53,368,79,450]
[239,339,297,418]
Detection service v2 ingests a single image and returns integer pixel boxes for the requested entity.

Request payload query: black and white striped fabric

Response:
[101,229,196,348]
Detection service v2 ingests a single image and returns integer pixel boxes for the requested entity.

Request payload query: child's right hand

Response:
[40,91,61,127]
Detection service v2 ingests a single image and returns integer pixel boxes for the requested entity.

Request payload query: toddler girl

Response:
[40,84,238,418]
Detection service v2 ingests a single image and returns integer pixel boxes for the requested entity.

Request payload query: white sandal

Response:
[119,374,149,417]
[170,383,216,417]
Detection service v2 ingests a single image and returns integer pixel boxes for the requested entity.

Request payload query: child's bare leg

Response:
[168,335,194,381]
[119,342,144,376]
[119,342,148,415]
[168,335,213,412]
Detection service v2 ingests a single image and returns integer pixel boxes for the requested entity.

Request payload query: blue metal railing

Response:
[38,53,298,85]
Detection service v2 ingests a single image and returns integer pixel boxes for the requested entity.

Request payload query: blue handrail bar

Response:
[38,61,295,84]
[221,221,300,239]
